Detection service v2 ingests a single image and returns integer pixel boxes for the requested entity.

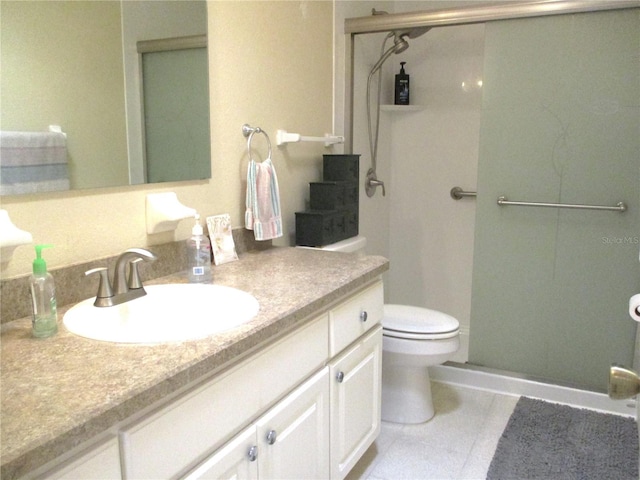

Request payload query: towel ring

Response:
[242,124,272,160]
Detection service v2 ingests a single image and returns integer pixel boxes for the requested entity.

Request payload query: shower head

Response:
[395,26,431,40]
[368,27,431,76]
[369,35,408,75]
[391,35,410,55]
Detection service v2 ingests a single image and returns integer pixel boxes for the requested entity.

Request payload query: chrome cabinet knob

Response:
[360,311,368,322]
[266,429,277,445]
[336,371,345,383]
[247,445,258,462]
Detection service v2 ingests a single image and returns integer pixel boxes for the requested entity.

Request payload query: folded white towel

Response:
[0,131,67,166]
[245,157,283,241]
[0,131,70,194]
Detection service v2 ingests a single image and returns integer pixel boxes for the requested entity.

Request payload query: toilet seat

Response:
[383,304,460,340]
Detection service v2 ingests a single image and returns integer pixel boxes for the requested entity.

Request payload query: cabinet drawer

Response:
[121,314,329,480]
[329,280,383,356]
[40,437,121,480]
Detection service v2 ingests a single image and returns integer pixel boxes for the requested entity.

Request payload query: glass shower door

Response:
[469,9,639,391]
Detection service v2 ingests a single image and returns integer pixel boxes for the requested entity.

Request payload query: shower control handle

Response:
[365,169,386,197]
[368,178,386,196]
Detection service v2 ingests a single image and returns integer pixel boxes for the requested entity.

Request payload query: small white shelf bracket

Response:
[0,209,33,264]
[276,130,344,148]
[146,192,196,234]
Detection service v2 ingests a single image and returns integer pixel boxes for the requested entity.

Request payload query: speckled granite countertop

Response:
[1,247,388,479]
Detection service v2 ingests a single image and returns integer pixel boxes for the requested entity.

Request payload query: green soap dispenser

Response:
[29,244,58,338]
[394,61,410,105]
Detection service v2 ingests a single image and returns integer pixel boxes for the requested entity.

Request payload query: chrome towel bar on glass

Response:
[497,196,627,212]
[449,186,627,213]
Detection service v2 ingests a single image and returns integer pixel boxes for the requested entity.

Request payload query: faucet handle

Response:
[128,258,145,290]
[113,248,157,294]
[370,178,386,196]
[85,267,114,300]
[365,168,386,197]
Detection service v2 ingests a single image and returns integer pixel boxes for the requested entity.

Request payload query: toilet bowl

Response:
[382,304,460,424]
[298,235,460,423]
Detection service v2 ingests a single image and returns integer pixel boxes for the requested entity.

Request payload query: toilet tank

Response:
[297,235,367,253]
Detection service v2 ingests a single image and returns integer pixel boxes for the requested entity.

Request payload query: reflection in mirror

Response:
[139,37,211,183]
[0,0,210,196]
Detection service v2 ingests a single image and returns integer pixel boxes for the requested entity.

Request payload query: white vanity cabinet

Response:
[120,315,329,479]
[54,279,383,480]
[185,368,330,480]
[183,279,384,480]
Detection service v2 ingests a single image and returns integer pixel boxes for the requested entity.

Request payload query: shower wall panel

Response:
[469,9,640,391]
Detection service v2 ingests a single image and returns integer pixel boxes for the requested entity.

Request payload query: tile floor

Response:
[346,382,520,480]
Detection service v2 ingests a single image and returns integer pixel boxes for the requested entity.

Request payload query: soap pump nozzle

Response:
[192,213,203,236]
[400,61,406,74]
[33,244,53,275]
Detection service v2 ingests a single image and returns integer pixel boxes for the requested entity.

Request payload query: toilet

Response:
[298,235,460,424]
[382,305,459,423]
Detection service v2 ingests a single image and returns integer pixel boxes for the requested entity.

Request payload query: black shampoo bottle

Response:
[394,62,410,105]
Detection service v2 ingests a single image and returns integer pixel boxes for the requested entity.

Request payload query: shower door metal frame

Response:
[342,0,640,152]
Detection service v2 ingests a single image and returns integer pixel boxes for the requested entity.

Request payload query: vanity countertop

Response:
[1,247,388,479]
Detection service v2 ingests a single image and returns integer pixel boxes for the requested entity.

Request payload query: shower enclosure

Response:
[343,1,639,393]
[469,8,639,391]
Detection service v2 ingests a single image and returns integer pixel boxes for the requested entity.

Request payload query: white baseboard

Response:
[430,363,637,418]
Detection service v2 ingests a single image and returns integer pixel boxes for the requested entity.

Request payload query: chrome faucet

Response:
[85,248,157,307]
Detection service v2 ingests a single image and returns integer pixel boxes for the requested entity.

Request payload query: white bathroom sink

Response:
[63,284,259,344]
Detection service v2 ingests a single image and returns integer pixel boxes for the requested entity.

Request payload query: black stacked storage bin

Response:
[295,154,360,247]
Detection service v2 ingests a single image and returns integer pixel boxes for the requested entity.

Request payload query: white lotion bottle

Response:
[187,214,212,283]
[29,244,58,338]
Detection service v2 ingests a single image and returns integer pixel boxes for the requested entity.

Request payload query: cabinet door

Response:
[183,426,258,480]
[257,368,330,480]
[330,326,382,480]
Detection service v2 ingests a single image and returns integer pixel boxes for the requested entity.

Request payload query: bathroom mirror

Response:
[0,0,210,196]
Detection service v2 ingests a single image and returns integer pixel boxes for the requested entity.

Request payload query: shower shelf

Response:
[380,105,425,112]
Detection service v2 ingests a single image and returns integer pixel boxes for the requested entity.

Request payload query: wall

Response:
[386,23,483,363]
[336,1,482,361]
[334,1,395,261]
[0,1,334,280]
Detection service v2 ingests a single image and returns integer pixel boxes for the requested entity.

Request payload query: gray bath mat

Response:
[487,396,638,480]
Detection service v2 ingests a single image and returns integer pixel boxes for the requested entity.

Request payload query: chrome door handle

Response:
[609,364,640,400]
[336,371,345,383]
[360,311,368,322]
[266,429,277,445]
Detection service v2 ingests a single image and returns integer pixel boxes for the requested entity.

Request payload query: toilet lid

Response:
[383,304,459,340]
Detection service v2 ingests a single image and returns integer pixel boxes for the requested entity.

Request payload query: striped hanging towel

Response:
[245,157,283,241]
